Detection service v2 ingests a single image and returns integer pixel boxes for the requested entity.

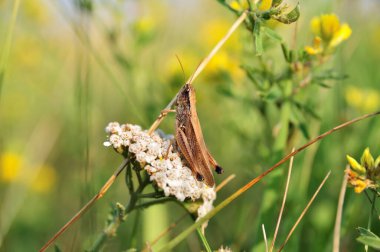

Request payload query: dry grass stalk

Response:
[278,171,331,252]
[270,148,295,252]
[333,168,348,252]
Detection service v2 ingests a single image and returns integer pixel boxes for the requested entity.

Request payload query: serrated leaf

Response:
[262,27,282,42]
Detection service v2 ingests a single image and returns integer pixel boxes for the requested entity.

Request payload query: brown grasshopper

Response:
[175,83,223,187]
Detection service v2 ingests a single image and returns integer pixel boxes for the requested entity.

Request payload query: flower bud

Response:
[347,155,366,174]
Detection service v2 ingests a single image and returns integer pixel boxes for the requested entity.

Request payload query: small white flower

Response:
[144,154,156,163]
[136,152,147,163]
[105,122,121,134]
[217,246,232,252]
[129,143,143,154]
[109,134,123,149]
[147,142,161,157]
[120,131,133,142]
[103,141,112,147]
[104,121,217,221]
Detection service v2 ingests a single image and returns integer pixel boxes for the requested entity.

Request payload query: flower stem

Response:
[196,228,212,252]
[365,190,377,252]
[89,170,151,251]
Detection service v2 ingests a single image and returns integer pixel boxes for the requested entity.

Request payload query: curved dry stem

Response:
[39,158,129,252]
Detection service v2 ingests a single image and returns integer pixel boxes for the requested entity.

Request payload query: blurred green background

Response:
[0,0,380,251]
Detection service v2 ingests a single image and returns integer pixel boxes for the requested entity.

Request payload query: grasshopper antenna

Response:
[175,54,186,83]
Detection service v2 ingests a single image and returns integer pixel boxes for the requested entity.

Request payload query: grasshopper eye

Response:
[196,173,204,181]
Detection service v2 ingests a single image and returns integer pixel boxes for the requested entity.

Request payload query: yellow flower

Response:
[23,0,49,24]
[306,14,351,55]
[345,86,380,113]
[347,155,366,174]
[133,17,155,35]
[304,37,323,55]
[345,148,380,193]
[311,14,351,48]
[229,0,249,11]
[31,165,57,193]
[345,168,372,194]
[258,0,272,11]
[0,152,23,182]
[353,179,369,194]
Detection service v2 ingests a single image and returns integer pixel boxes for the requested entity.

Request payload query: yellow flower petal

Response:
[305,46,319,55]
[353,179,368,193]
[305,37,323,55]
[347,155,366,174]
[229,1,242,11]
[320,14,340,41]
[329,23,352,48]
[361,147,374,170]
[229,0,249,11]
[310,17,321,36]
[258,0,272,11]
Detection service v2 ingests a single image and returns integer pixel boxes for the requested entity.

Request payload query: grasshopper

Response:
[175,83,223,187]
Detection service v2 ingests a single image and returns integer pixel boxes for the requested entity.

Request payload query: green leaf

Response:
[254,21,263,55]
[357,236,380,249]
[274,96,291,151]
[271,0,283,8]
[314,81,331,88]
[54,245,62,252]
[281,43,291,62]
[262,27,282,42]
[299,122,311,139]
[290,102,311,139]
[275,3,300,24]
[293,101,321,120]
[357,227,379,238]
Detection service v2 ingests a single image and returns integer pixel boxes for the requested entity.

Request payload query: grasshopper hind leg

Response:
[206,150,224,174]
[215,165,223,174]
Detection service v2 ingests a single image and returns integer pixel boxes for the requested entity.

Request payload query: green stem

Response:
[89,170,151,251]
[125,163,134,194]
[196,228,212,252]
[138,191,165,198]
[135,198,175,210]
[365,190,377,252]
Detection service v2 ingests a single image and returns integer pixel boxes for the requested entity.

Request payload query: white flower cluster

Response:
[103,122,216,219]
